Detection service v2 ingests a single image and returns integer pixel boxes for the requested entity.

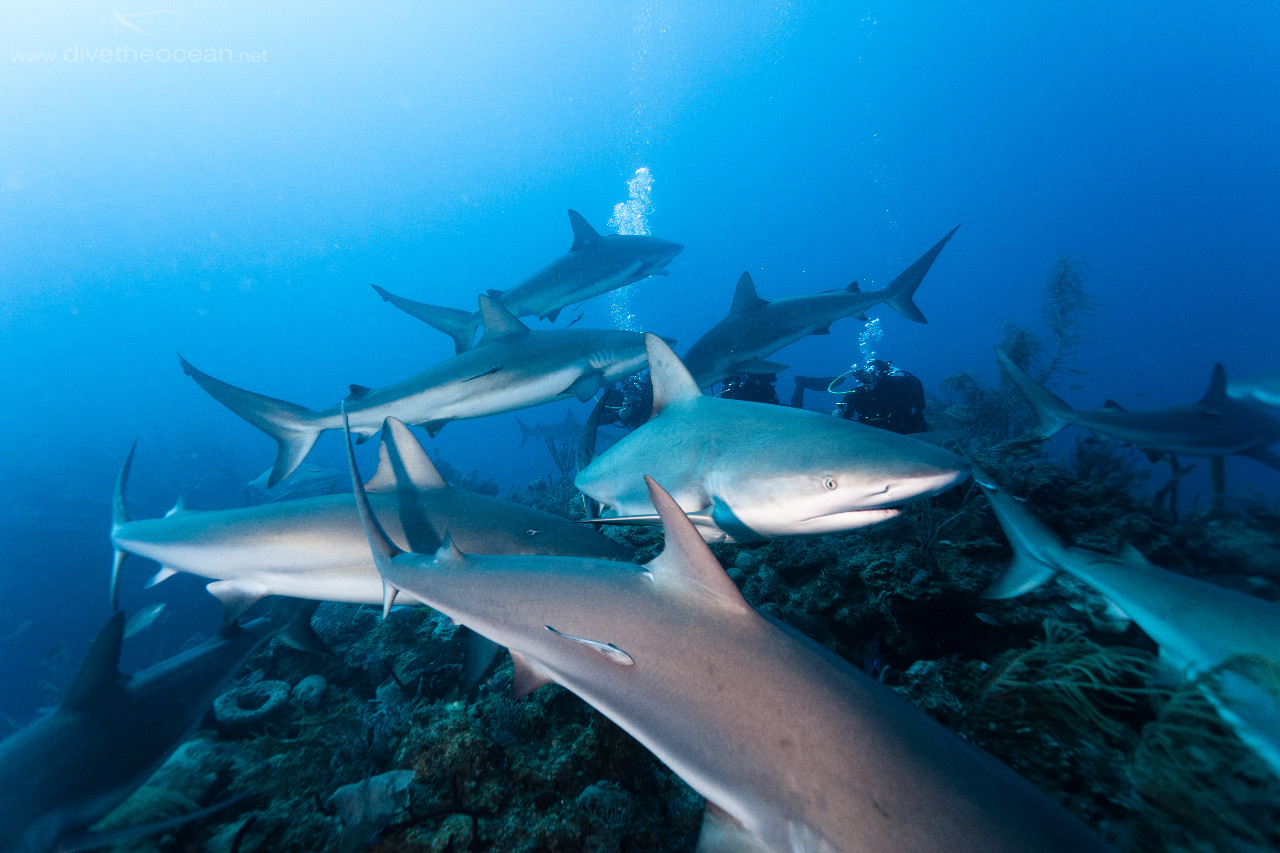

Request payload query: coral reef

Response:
[107,441,1280,852]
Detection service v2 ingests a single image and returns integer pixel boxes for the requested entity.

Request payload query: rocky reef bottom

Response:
[101,449,1280,852]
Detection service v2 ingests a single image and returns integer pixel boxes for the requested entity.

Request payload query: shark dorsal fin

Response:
[1103,399,1126,411]
[728,272,768,315]
[477,295,530,344]
[366,417,449,492]
[844,280,860,294]
[646,334,703,414]
[164,496,187,517]
[63,610,127,710]
[567,209,600,252]
[644,476,751,612]
[1198,363,1230,409]
[347,384,371,401]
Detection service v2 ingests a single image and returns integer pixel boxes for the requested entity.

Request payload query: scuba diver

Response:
[719,372,780,405]
[594,372,653,431]
[835,359,928,434]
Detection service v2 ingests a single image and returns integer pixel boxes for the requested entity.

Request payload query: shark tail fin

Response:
[515,415,532,447]
[371,284,480,354]
[110,441,138,610]
[179,355,321,488]
[879,224,960,324]
[975,470,1062,598]
[994,347,1074,439]
[63,611,126,710]
[343,406,404,588]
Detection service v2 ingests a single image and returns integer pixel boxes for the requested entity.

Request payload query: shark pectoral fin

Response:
[276,599,327,654]
[695,802,774,853]
[509,649,556,698]
[979,553,1057,599]
[146,566,180,588]
[381,581,399,619]
[545,625,635,666]
[422,418,452,438]
[461,629,502,694]
[1245,446,1280,472]
[206,579,271,622]
[566,372,604,403]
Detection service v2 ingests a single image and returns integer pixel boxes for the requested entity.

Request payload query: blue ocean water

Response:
[1,0,1277,736]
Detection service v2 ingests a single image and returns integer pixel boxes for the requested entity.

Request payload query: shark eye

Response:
[822,476,838,491]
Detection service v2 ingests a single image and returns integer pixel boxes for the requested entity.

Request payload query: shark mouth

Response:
[794,507,902,532]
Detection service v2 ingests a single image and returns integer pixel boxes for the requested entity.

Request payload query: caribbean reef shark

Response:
[373,209,682,353]
[0,611,273,853]
[574,335,968,543]
[345,417,1112,853]
[516,408,582,447]
[181,294,659,487]
[112,417,628,617]
[978,472,1280,777]
[996,348,1280,474]
[680,226,957,389]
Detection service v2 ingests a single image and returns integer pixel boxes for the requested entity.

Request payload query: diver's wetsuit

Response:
[840,369,927,434]
[720,373,780,405]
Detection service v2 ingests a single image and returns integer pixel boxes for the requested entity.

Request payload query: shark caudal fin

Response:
[371,284,480,354]
[994,347,1075,439]
[342,406,405,615]
[179,355,321,488]
[975,471,1063,599]
[109,441,138,611]
[878,225,959,324]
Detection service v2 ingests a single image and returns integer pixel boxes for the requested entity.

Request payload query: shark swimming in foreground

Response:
[977,471,1280,777]
[0,611,273,853]
[181,295,660,487]
[996,348,1280,473]
[372,209,682,353]
[680,227,957,390]
[574,335,969,543]
[111,417,629,617]
[344,417,1113,853]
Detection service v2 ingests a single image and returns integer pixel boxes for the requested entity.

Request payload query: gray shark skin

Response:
[978,473,1280,776]
[1228,368,1280,409]
[345,420,1112,853]
[574,335,969,543]
[373,210,682,353]
[996,348,1280,470]
[681,227,957,389]
[0,612,272,853]
[112,417,629,616]
[180,294,659,487]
